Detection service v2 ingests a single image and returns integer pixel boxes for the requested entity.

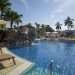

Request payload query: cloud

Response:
[53,0,64,3]
[56,0,75,14]
[50,0,75,22]
[19,0,29,9]
[49,0,75,30]
[43,0,50,3]
[18,0,75,30]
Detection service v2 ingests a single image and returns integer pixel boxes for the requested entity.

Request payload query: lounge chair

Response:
[0,48,16,65]
[0,54,16,65]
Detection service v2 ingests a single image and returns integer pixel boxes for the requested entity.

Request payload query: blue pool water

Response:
[10,41,75,75]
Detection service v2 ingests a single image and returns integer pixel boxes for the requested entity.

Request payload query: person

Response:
[56,65,60,75]
[48,59,54,75]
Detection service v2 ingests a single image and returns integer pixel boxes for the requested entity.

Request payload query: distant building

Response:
[45,32,59,38]
[62,30,75,36]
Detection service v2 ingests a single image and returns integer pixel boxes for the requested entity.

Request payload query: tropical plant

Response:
[26,23,32,28]
[64,16,74,30]
[55,22,62,32]
[41,24,46,31]
[0,0,11,19]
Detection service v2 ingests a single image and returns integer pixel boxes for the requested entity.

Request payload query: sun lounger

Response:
[0,48,16,65]
[0,54,16,65]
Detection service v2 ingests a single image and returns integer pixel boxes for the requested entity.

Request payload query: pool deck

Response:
[8,60,33,75]
[2,47,34,75]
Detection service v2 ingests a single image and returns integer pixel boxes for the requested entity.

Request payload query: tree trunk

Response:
[10,21,13,29]
[17,22,19,27]
[0,11,3,19]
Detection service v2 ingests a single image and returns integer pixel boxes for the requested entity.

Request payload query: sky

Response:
[10,0,75,30]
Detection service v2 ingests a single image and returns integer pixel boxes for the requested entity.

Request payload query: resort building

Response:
[0,20,6,30]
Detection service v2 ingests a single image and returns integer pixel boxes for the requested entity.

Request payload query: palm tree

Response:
[46,25,54,32]
[5,10,16,28]
[15,14,23,27]
[64,16,74,30]
[40,24,46,36]
[0,0,11,19]
[55,22,62,32]
[5,9,22,28]
[35,22,40,38]
[35,22,40,29]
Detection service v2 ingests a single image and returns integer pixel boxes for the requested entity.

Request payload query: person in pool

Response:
[48,59,54,75]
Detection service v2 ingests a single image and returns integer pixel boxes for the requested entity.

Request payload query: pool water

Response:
[10,41,75,75]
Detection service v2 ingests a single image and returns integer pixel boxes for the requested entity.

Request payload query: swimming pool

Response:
[10,41,75,75]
